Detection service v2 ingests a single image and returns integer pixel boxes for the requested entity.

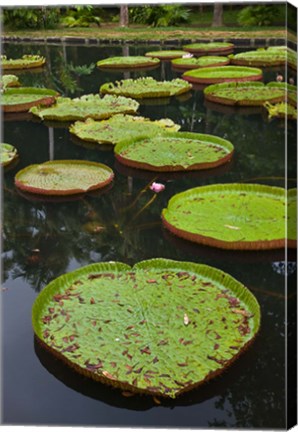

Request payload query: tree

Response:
[212,3,223,27]
[120,5,129,27]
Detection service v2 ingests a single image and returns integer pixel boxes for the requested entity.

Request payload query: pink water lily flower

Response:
[182,53,194,58]
[150,182,165,193]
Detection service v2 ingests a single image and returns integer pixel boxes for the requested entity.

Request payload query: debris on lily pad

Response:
[1,87,59,113]
[15,160,114,196]
[32,258,260,398]
[0,74,21,89]
[1,54,46,70]
[69,114,180,146]
[1,143,19,167]
[30,94,139,121]
[115,132,234,172]
[100,77,192,99]
[162,184,297,250]
[97,56,160,69]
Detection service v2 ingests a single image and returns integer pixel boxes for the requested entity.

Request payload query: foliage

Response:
[129,4,190,27]
[60,6,101,28]
[237,5,280,27]
[2,7,60,29]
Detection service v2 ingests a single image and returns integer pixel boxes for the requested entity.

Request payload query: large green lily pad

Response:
[203,81,288,106]
[30,94,139,121]
[183,42,234,55]
[15,160,114,196]
[1,54,46,70]
[264,102,297,121]
[1,87,59,113]
[69,115,180,146]
[162,184,297,250]
[145,50,188,60]
[32,258,260,398]
[0,74,21,89]
[172,56,230,70]
[229,46,297,70]
[97,56,160,69]
[100,77,192,99]
[1,143,18,167]
[115,132,234,172]
[182,66,263,85]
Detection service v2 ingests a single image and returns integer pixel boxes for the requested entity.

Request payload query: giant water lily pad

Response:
[30,94,139,121]
[32,258,260,398]
[172,56,230,70]
[145,50,188,60]
[267,82,297,107]
[115,132,234,172]
[1,54,46,70]
[0,74,20,89]
[204,81,288,106]
[183,66,263,85]
[100,77,192,99]
[69,115,180,146]
[162,184,297,250]
[15,160,114,196]
[183,42,234,55]
[97,56,160,69]
[229,46,297,70]
[264,102,297,121]
[1,87,59,113]
[1,143,18,167]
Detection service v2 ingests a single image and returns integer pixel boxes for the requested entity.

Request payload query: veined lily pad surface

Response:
[183,66,263,85]
[115,132,234,172]
[162,184,297,250]
[264,102,297,121]
[1,87,59,113]
[145,50,188,60]
[97,56,160,69]
[0,74,21,89]
[100,77,192,99]
[1,54,46,70]
[183,42,234,55]
[172,56,230,70]
[204,81,288,106]
[1,143,18,166]
[15,160,114,196]
[30,94,139,121]
[229,46,297,69]
[69,115,180,146]
[32,258,260,398]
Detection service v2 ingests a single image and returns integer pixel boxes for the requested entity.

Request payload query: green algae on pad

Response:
[183,42,234,55]
[32,258,260,398]
[1,54,46,70]
[172,56,230,70]
[264,102,297,121]
[30,94,139,121]
[97,56,160,68]
[100,77,192,99]
[229,46,297,70]
[115,132,234,172]
[204,82,287,106]
[1,87,59,113]
[0,75,20,89]
[183,66,263,85]
[15,160,114,196]
[1,143,18,167]
[69,115,180,146]
[145,50,188,60]
[162,184,297,250]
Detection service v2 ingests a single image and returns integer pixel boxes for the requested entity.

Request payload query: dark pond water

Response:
[2,42,297,428]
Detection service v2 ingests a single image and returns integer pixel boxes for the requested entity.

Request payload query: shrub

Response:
[2,7,60,29]
[237,5,279,26]
[60,6,101,28]
[129,5,190,27]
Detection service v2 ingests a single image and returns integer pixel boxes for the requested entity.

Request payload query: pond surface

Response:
[2,42,297,428]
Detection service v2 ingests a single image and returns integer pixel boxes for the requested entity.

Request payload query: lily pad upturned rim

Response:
[96,56,160,69]
[1,87,59,113]
[32,258,261,399]
[171,56,230,70]
[182,42,235,54]
[145,50,189,60]
[1,54,46,70]
[203,81,287,107]
[15,160,114,196]
[1,143,19,167]
[114,131,234,172]
[182,66,263,85]
[162,183,296,250]
[0,74,21,88]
